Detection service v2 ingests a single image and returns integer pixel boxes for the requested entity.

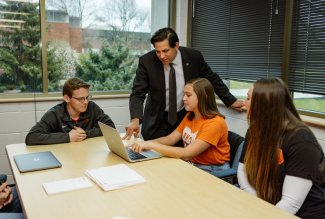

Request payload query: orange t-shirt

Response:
[176,114,230,165]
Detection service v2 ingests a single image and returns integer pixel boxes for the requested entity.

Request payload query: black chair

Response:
[215,131,245,185]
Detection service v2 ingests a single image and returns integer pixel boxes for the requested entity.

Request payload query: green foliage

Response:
[1,2,138,93]
[77,39,137,91]
[294,98,325,113]
[0,48,19,84]
[0,1,41,91]
[47,46,64,92]
[47,41,79,91]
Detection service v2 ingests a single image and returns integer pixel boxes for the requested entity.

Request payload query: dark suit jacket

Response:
[129,46,236,140]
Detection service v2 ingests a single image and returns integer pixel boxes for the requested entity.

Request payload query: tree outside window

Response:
[0,0,151,94]
[0,0,41,93]
[45,0,151,92]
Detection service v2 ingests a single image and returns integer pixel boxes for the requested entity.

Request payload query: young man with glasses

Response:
[25,78,115,145]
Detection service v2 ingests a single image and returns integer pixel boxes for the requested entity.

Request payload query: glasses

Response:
[71,95,92,103]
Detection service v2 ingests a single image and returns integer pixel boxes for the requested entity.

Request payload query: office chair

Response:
[215,131,245,185]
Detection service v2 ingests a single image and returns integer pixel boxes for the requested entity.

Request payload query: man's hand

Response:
[130,141,151,153]
[0,182,13,209]
[123,118,140,140]
[69,126,87,142]
[230,100,245,112]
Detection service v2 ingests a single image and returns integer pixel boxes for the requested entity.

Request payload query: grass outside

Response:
[294,98,325,113]
[230,80,253,89]
[230,80,325,114]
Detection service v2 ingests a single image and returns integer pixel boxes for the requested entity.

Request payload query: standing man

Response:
[25,77,116,145]
[124,27,244,141]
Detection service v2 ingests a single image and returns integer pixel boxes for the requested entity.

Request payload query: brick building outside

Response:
[46,10,151,54]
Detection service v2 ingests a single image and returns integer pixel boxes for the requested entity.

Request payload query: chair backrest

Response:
[227,131,245,168]
[231,141,244,170]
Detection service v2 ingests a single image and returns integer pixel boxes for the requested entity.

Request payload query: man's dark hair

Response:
[62,77,90,97]
[150,27,179,48]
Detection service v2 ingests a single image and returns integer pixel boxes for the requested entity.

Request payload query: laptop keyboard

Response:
[127,148,147,160]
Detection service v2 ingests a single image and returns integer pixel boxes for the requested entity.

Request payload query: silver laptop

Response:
[98,122,162,162]
[14,151,62,173]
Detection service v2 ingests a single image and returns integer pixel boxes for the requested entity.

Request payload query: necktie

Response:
[168,63,177,125]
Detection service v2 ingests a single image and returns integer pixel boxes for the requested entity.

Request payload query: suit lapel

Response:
[155,56,166,94]
[179,47,191,82]
[152,55,166,105]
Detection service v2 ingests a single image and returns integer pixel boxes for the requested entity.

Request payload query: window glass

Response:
[229,80,253,100]
[289,0,325,114]
[191,0,324,116]
[288,0,325,96]
[0,0,41,94]
[293,93,325,114]
[45,0,152,92]
[191,0,284,81]
[229,81,325,114]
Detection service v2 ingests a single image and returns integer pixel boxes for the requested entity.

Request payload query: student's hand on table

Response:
[69,126,87,142]
[230,100,245,112]
[123,118,140,140]
[0,182,13,209]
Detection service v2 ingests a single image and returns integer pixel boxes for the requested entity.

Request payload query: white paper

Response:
[85,164,146,191]
[43,176,93,195]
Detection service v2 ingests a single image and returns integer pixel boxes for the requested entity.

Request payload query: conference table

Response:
[6,137,298,219]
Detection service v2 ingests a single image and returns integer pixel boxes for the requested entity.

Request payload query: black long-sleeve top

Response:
[25,101,115,145]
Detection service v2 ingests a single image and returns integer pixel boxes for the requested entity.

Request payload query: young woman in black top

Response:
[238,78,325,219]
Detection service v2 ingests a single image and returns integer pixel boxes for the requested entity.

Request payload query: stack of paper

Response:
[85,164,146,191]
[43,176,93,195]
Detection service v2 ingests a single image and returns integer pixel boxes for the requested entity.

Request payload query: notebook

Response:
[14,151,62,173]
[43,176,93,195]
[98,122,162,162]
[85,164,145,191]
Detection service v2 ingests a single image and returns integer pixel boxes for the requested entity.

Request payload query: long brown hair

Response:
[186,78,224,120]
[244,78,302,204]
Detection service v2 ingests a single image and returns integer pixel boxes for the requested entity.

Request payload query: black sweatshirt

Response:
[25,101,115,145]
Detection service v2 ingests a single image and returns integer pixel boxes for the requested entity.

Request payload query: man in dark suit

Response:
[124,27,244,141]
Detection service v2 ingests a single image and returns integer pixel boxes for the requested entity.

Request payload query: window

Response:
[44,0,152,92]
[0,0,169,95]
[191,0,324,115]
[191,0,284,101]
[191,0,284,81]
[45,0,152,92]
[229,80,253,100]
[289,0,325,114]
[0,0,41,93]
